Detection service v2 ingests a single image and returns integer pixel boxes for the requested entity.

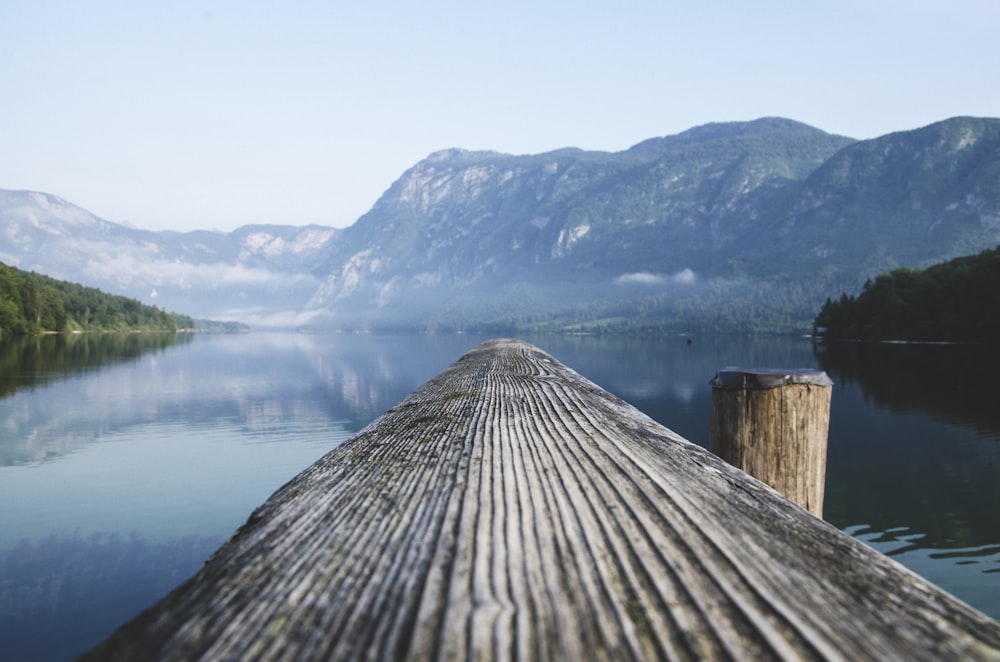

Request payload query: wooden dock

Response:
[83,338,1000,661]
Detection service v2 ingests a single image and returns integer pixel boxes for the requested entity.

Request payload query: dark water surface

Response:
[1,332,997,659]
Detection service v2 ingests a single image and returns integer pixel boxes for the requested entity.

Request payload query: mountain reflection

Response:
[0,332,495,466]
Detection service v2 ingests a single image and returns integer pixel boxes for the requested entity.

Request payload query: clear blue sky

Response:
[2,1,998,232]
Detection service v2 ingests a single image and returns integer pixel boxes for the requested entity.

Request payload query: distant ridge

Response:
[3,116,1000,333]
[307,116,1000,333]
[0,188,339,327]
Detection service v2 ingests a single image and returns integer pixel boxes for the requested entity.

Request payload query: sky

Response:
[2,1,998,233]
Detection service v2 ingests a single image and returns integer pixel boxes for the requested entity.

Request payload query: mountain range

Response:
[3,116,999,333]
[0,191,338,327]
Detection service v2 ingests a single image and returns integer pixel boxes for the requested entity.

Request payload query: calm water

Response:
[1,332,998,659]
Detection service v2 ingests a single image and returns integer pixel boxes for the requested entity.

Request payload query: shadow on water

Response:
[816,341,1000,549]
[814,340,1000,439]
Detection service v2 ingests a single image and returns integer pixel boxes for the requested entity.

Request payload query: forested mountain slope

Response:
[0,261,188,337]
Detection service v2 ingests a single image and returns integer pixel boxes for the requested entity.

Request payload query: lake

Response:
[1,332,998,660]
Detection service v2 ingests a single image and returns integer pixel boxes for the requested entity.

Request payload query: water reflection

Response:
[2,332,999,660]
[844,524,1000,617]
[0,333,190,399]
[816,342,1000,547]
[814,341,1000,440]
[0,333,489,467]
[816,340,1000,617]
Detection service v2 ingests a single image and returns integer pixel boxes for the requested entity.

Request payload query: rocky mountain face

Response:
[3,116,999,332]
[0,190,338,326]
[309,116,1000,332]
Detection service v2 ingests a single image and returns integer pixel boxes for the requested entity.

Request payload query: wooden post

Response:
[710,368,832,517]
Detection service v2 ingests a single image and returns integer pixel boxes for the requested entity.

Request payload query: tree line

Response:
[814,245,1000,342]
[0,261,194,338]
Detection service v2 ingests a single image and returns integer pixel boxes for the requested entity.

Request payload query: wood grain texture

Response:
[710,377,831,517]
[83,339,1000,661]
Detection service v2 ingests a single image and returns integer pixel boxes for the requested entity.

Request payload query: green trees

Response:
[0,261,183,338]
[814,246,1000,342]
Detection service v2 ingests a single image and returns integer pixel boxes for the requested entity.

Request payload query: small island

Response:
[814,246,1000,342]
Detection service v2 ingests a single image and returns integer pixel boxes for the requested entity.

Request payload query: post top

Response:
[711,367,833,390]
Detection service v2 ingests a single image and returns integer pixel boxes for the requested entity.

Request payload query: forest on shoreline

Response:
[0,261,196,338]
[814,246,1000,342]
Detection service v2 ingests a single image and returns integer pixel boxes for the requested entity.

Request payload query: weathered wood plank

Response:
[710,368,833,516]
[82,339,1000,661]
